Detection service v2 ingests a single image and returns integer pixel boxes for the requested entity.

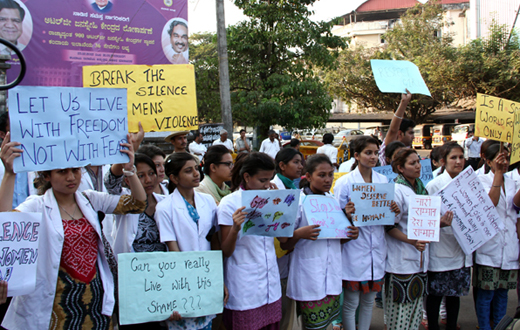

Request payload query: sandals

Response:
[421,319,429,330]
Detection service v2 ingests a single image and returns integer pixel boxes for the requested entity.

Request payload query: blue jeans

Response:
[475,288,508,330]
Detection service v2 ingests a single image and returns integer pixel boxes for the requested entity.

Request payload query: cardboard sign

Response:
[370,60,431,96]
[350,183,395,227]
[83,64,198,133]
[373,159,433,186]
[118,251,224,325]
[434,166,502,255]
[407,196,441,242]
[0,212,40,296]
[8,86,128,173]
[240,190,300,238]
[302,195,352,238]
[475,93,515,143]
[199,123,224,150]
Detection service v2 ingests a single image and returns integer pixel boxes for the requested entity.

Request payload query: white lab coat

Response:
[271,174,290,279]
[217,189,281,311]
[156,188,218,252]
[425,171,472,272]
[2,189,121,330]
[335,168,388,281]
[475,171,519,270]
[287,192,342,301]
[386,183,429,274]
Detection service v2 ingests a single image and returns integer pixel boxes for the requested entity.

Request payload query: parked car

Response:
[432,124,457,147]
[452,124,475,147]
[333,129,364,147]
[413,124,433,149]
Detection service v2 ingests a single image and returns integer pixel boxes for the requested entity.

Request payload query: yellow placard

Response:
[511,110,520,165]
[331,172,348,194]
[83,64,198,133]
[475,93,515,143]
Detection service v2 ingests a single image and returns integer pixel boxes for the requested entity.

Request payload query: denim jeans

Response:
[475,288,508,330]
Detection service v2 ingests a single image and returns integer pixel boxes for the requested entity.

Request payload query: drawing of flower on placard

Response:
[281,222,291,229]
[246,209,262,220]
[243,219,255,232]
[273,198,282,205]
[251,196,270,208]
[273,211,284,221]
[264,213,272,219]
[284,194,296,206]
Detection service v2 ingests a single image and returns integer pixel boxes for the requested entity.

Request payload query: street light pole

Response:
[215,0,233,139]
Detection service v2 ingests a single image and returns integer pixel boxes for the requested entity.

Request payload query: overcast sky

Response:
[188,0,367,34]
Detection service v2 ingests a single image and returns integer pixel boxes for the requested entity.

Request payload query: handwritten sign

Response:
[118,251,224,325]
[0,212,40,296]
[240,190,300,237]
[8,86,128,173]
[200,123,224,150]
[370,60,431,96]
[373,159,433,185]
[407,196,441,241]
[434,166,502,255]
[83,64,198,133]
[350,183,395,227]
[302,195,352,238]
[475,93,516,143]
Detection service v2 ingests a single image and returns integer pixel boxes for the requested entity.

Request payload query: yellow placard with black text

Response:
[83,64,198,133]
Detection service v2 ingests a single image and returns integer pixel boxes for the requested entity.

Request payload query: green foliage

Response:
[325,1,520,123]
[190,32,222,123]
[226,0,346,135]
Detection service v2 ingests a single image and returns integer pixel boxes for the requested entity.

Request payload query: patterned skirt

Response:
[223,299,281,330]
[297,295,341,330]
[428,267,471,296]
[343,279,384,294]
[385,273,427,304]
[473,264,519,291]
[50,266,112,330]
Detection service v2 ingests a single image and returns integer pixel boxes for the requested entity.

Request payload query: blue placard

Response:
[370,60,431,96]
[302,195,352,239]
[373,159,433,185]
[118,251,224,325]
[240,190,300,237]
[350,183,395,227]
[8,86,128,172]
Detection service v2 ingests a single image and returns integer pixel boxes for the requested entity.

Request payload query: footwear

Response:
[440,318,461,330]
[332,323,343,330]
[375,298,383,309]
[421,319,429,330]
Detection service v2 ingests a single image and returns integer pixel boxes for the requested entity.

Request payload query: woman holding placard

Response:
[474,142,519,330]
[384,148,452,330]
[336,136,400,330]
[155,152,221,330]
[282,154,358,330]
[0,132,147,330]
[218,152,283,330]
[425,142,469,330]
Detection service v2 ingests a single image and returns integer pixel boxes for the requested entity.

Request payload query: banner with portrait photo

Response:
[4,0,188,87]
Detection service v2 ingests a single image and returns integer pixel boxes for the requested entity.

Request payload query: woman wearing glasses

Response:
[196,145,233,205]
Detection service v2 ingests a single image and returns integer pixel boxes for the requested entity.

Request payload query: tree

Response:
[326,2,458,123]
[190,32,222,123]
[226,0,346,136]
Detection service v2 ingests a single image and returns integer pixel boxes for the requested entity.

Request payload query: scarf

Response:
[202,176,231,203]
[276,173,297,190]
[394,174,428,196]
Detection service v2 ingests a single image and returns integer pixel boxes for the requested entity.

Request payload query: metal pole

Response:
[215,0,233,139]
[507,2,520,46]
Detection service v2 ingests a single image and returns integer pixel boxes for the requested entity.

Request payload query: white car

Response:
[333,129,364,147]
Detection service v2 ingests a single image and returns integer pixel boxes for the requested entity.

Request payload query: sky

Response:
[188,0,367,34]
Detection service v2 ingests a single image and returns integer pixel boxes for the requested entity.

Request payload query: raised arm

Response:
[0,133,21,212]
[118,134,146,202]
[488,152,507,207]
[384,90,412,146]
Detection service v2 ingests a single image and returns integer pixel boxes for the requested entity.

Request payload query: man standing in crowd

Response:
[0,0,26,55]
[259,129,281,159]
[165,131,189,153]
[316,133,338,167]
[213,129,234,151]
[189,131,207,158]
[235,129,250,154]
[465,130,483,170]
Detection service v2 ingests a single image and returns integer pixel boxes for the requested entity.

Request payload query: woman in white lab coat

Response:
[155,152,221,330]
[425,142,470,330]
[337,136,399,330]
[0,133,146,330]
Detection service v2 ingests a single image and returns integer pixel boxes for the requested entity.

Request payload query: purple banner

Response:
[4,0,187,87]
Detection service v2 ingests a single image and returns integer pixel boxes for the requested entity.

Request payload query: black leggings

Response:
[426,295,460,330]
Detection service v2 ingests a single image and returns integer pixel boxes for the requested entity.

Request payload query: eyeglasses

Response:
[216,161,234,168]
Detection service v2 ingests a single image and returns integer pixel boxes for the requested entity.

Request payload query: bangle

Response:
[492,185,501,188]
[393,113,403,120]
[123,165,137,177]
